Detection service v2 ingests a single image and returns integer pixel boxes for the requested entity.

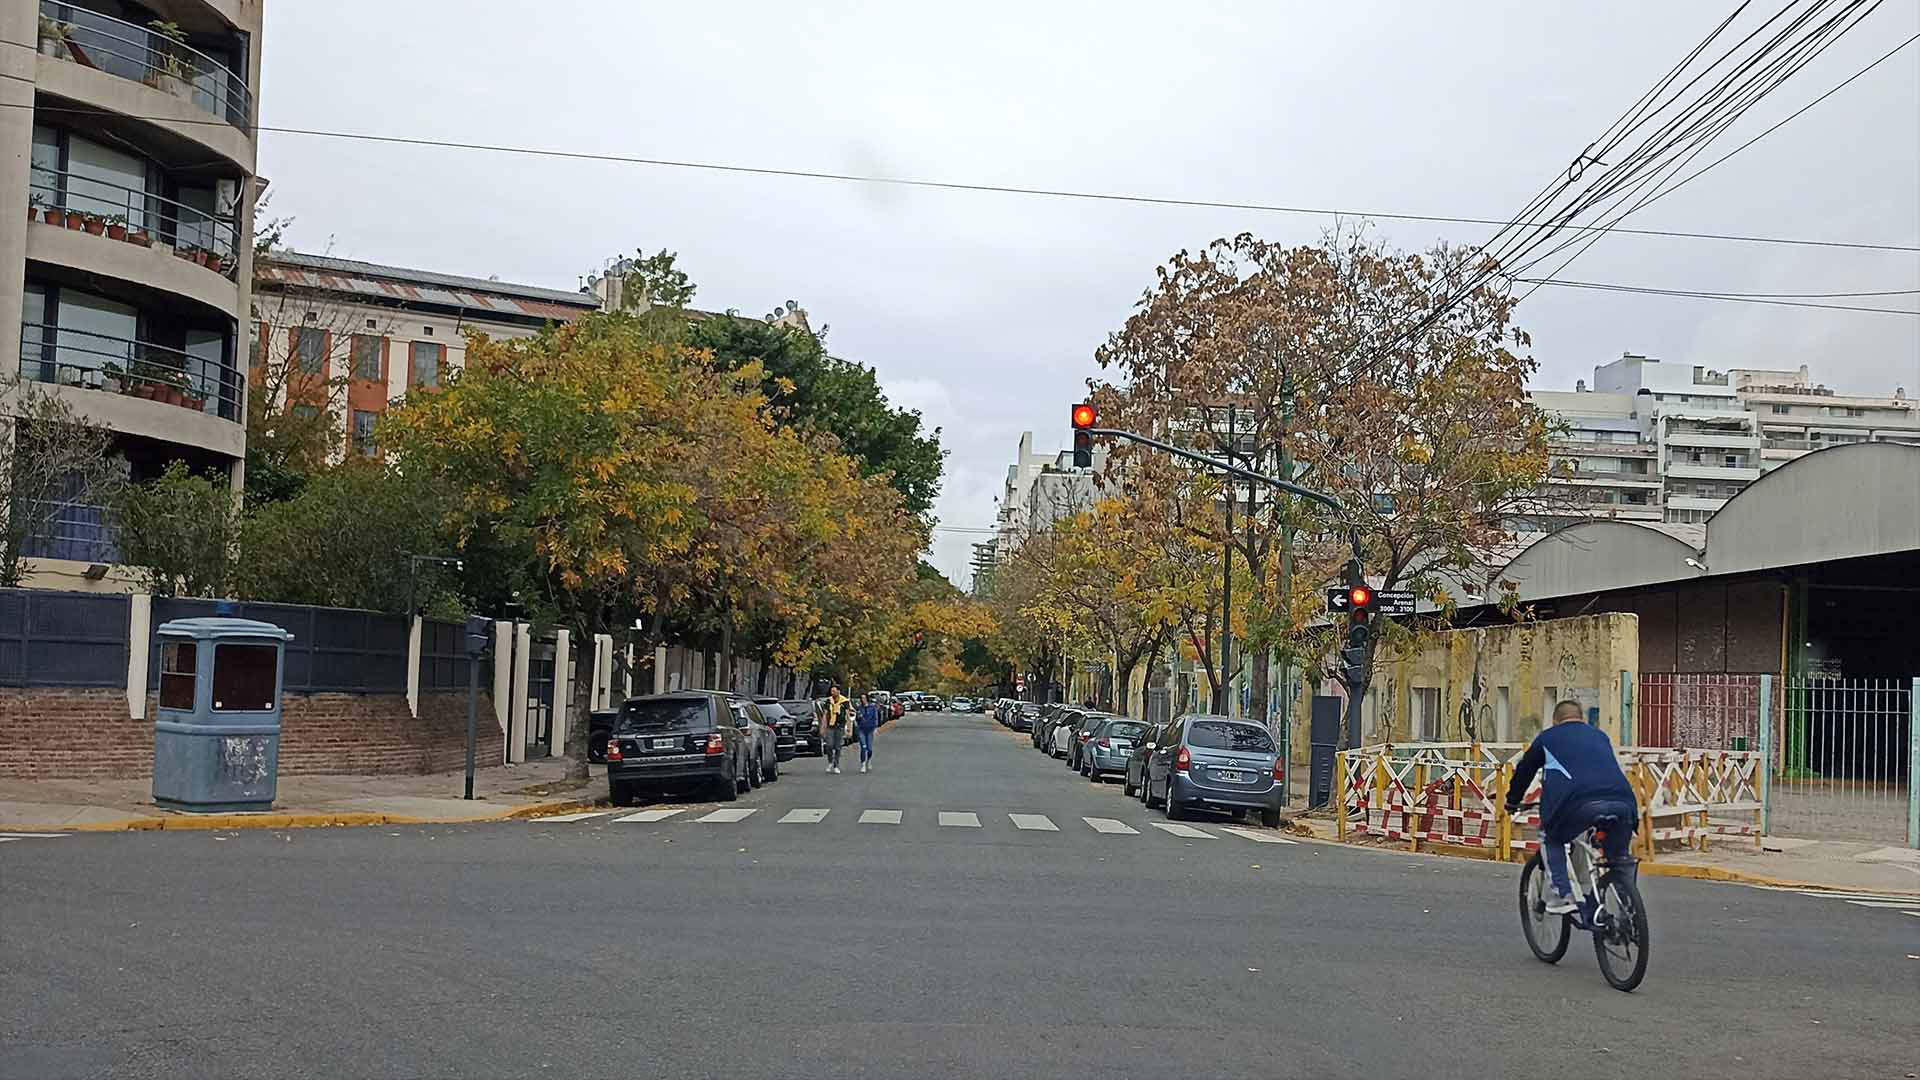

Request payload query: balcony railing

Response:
[19,321,243,422]
[28,171,239,277]
[37,2,252,129]
[20,499,118,564]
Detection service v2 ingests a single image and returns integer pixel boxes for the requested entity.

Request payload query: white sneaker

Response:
[861,761,869,773]
[1545,891,1578,915]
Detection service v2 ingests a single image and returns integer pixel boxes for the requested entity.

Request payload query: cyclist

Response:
[1504,700,1638,914]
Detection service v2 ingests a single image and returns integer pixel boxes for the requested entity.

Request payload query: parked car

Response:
[752,697,798,761]
[1123,719,1176,799]
[729,696,781,785]
[1011,703,1038,732]
[780,698,822,755]
[1080,717,1149,781]
[1141,714,1284,827]
[1047,708,1086,759]
[604,691,753,805]
[950,696,974,713]
[1032,703,1064,749]
[1065,712,1116,771]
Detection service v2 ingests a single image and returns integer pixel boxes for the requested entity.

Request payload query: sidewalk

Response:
[0,758,607,832]
[1292,815,1920,895]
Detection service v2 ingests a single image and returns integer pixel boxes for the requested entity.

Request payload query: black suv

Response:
[605,691,753,806]
[753,697,799,760]
[779,698,822,754]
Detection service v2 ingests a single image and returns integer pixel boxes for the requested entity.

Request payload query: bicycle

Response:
[1514,802,1651,992]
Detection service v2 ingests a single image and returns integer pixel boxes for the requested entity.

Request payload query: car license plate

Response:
[650,737,680,750]
[1213,769,1246,782]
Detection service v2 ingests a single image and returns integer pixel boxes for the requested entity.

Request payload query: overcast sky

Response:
[258,2,1920,585]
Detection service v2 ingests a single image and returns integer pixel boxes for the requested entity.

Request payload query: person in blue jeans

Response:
[1504,700,1638,914]
[855,693,882,773]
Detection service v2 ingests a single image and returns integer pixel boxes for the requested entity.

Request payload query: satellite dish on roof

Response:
[773,307,785,317]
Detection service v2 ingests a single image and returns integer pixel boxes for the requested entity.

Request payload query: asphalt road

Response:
[3,711,1916,1079]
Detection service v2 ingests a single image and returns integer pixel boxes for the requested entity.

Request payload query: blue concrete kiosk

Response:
[151,617,294,812]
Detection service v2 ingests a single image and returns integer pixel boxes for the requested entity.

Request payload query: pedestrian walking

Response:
[823,685,851,773]
[855,693,882,773]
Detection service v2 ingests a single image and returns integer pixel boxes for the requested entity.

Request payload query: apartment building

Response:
[1534,352,1916,527]
[988,430,1107,567]
[251,252,601,459]
[2,0,263,588]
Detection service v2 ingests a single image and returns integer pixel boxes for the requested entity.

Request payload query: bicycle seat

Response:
[1591,813,1622,829]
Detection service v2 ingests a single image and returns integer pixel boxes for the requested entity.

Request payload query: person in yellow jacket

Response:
[822,686,852,774]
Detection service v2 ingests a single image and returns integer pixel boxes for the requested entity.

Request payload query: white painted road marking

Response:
[1083,817,1139,835]
[614,809,684,823]
[1148,822,1216,839]
[1009,813,1058,831]
[531,811,612,823]
[938,812,981,828]
[778,808,830,824]
[696,808,758,823]
[1221,827,1300,844]
[1844,899,1920,910]
[859,809,903,824]
[0,833,69,841]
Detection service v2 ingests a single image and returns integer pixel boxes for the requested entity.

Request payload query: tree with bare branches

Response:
[0,376,125,586]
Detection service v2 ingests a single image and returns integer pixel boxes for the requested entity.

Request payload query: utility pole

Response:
[1276,370,1293,801]
[1218,404,1234,716]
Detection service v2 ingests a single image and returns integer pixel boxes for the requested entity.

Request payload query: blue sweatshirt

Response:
[855,703,881,732]
[1504,721,1636,839]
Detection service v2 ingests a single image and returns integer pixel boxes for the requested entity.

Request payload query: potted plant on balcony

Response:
[42,201,66,227]
[37,15,72,59]
[104,214,129,242]
[125,222,151,246]
[63,207,85,231]
[199,248,223,271]
[143,21,192,99]
[81,211,106,236]
[27,194,42,224]
[101,361,126,395]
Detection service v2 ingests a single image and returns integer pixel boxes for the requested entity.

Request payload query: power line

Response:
[1515,276,1919,315]
[0,71,1907,253]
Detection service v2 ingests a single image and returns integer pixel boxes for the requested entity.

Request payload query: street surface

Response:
[3,712,1916,1079]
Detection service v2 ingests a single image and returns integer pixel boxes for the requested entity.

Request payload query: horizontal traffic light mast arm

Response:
[1087,427,1345,513]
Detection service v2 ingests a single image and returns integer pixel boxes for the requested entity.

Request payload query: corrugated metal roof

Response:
[257,251,601,318]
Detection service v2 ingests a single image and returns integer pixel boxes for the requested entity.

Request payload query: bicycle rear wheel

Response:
[1593,871,1650,992]
[1518,854,1570,963]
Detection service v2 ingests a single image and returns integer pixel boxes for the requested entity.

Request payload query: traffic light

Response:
[1071,402,1097,468]
[1346,583,1374,624]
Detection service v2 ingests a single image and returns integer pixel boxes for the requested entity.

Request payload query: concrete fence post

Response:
[509,623,532,763]
[492,621,513,761]
[406,615,423,719]
[1757,674,1774,837]
[653,645,667,694]
[552,630,572,759]
[126,592,152,721]
[1907,677,1918,849]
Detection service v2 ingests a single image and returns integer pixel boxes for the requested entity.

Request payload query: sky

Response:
[256,2,1920,586]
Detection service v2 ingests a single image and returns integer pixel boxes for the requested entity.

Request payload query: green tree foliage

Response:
[108,462,239,598]
[237,465,456,612]
[0,376,123,586]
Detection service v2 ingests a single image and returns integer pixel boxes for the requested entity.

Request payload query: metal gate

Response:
[1770,676,1912,844]
[526,643,556,759]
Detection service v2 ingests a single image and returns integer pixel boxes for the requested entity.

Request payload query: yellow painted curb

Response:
[3,794,607,833]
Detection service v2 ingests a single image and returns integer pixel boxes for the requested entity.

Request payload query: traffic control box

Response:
[150,617,295,812]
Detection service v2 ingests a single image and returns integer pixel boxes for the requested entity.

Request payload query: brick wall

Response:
[0,688,502,779]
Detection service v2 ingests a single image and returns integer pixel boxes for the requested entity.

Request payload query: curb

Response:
[2,793,609,833]
[1301,826,1915,897]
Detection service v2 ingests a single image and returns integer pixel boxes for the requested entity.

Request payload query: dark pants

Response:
[824,727,844,768]
[1542,797,1637,897]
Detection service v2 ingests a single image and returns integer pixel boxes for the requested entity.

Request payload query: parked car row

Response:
[991,699,1285,827]
[600,690,786,806]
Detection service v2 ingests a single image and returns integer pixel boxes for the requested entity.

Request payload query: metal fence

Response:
[149,599,408,694]
[1769,676,1913,845]
[0,589,129,687]
[419,618,477,692]
[1637,673,1764,751]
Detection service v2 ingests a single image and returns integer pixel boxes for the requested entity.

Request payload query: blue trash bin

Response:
[151,617,294,812]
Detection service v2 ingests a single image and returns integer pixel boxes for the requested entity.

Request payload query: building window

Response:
[1412,687,1441,741]
[1771,404,1790,415]
[410,341,443,388]
[1724,454,1739,467]
[291,403,320,422]
[351,334,383,382]
[1840,407,1864,418]
[296,327,326,374]
[351,409,378,456]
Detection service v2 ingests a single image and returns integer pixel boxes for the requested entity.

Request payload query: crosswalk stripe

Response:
[532,811,612,823]
[696,808,757,823]
[1905,911,1920,918]
[1220,826,1300,844]
[1009,813,1058,831]
[859,809,903,824]
[0,833,67,840]
[1791,889,1920,903]
[1844,899,1920,910]
[938,811,981,828]
[1083,817,1139,835]
[614,808,684,823]
[778,808,830,824]
[1148,822,1216,839]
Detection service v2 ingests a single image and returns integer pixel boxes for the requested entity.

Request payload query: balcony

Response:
[36,2,251,129]
[1666,494,1732,513]
[20,321,243,423]
[1665,461,1761,482]
[28,168,239,281]
[1662,428,1759,449]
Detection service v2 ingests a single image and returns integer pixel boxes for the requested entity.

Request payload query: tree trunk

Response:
[1114,655,1136,718]
[755,646,772,695]
[719,607,735,691]
[1250,651,1271,726]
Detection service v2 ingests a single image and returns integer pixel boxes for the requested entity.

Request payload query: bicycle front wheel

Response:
[1518,854,1570,963]
[1593,871,1651,992]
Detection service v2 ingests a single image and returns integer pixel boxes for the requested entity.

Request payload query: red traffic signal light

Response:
[1348,585,1372,609]
[1071,403,1097,429]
